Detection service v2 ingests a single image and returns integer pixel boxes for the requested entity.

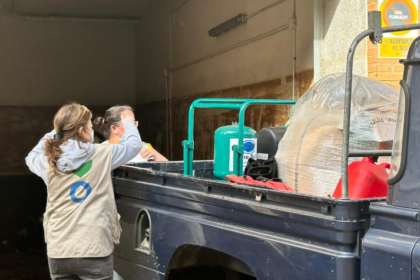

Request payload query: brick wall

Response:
[367,0,419,88]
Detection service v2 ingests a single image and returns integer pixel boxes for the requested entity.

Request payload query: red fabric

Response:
[226,175,294,192]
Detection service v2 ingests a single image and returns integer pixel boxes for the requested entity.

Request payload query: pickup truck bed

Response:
[113,161,381,280]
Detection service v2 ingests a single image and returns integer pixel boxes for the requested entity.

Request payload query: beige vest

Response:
[44,144,121,258]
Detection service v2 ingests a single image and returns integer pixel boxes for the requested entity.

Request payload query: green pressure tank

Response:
[213,124,257,180]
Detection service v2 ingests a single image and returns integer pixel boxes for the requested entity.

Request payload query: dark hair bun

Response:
[92,116,108,137]
[93,117,106,127]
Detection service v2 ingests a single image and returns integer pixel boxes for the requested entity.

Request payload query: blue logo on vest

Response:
[70,181,92,203]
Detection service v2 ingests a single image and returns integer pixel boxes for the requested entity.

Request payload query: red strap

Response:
[75,107,88,133]
[225,175,294,192]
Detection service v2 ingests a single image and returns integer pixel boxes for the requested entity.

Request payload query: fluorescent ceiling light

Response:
[208,14,247,37]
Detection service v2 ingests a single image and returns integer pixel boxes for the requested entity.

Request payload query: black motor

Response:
[256,127,286,159]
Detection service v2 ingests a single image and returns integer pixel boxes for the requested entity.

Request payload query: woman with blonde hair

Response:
[26,102,142,279]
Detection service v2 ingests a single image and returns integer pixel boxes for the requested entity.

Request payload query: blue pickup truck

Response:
[112,13,420,280]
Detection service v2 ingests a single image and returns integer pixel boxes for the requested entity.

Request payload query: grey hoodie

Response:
[26,122,142,185]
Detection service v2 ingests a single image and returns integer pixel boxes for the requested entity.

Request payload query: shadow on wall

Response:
[0,105,116,176]
[136,69,313,161]
[320,0,340,40]
[0,175,50,279]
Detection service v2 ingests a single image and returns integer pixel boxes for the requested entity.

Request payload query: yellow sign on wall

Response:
[379,0,418,58]
[379,38,414,57]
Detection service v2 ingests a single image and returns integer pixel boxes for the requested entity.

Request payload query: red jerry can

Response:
[333,157,390,199]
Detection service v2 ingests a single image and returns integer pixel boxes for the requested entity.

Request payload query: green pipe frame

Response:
[183,98,297,176]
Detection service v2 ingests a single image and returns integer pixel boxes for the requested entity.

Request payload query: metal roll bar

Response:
[183,99,296,176]
[341,11,420,199]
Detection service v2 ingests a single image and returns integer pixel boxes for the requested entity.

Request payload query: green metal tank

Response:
[213,124,257,180]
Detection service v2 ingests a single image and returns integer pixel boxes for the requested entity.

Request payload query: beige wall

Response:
[0,16,137,106]
[136,0,314,104]
[134,0,315,160]
[0,12,138,175]
[0,0,317,172]
[5,0,146,18]
[135,0,173,105]
[319,0,367,77]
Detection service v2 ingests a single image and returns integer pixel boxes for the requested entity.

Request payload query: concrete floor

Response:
[0,247,49,280]
[0,175,50,279]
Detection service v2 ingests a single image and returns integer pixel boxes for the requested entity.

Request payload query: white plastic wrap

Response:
[275,73,399,197]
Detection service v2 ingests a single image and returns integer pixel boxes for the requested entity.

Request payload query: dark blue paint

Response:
[388,36,420,209]
[113,163,365,280]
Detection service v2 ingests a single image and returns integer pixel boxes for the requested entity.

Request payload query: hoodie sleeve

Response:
[110,122,142,170]
[25,130,56,185]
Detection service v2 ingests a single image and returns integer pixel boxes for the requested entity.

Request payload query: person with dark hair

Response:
[25,102,142,279]
[93,105,168,162]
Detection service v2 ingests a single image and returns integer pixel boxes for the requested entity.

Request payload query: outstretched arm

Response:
[110,112,143,170]
[140,147,168,162]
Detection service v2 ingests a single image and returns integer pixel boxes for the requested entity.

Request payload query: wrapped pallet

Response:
[275,73,398,197]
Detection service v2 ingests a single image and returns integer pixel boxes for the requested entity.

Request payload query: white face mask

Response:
[116,127,126,143]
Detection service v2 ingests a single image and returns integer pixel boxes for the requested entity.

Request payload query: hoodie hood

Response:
[56,140,95,173]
